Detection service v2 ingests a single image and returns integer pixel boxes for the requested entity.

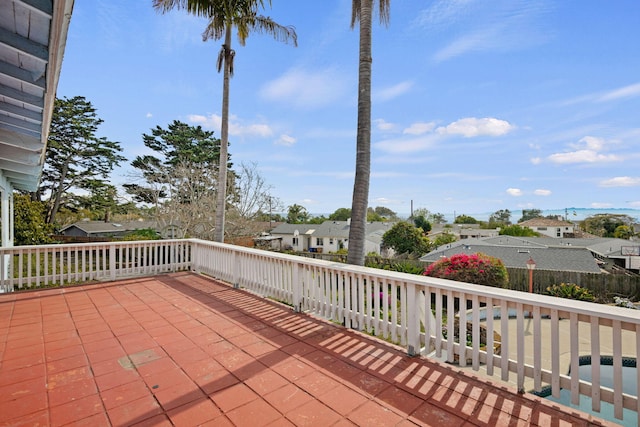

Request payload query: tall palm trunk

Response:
[213,25,232,243]
[347,0,373,266]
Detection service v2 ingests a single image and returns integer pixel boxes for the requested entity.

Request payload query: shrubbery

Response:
[545,283,595,302]
[423,252,509,287]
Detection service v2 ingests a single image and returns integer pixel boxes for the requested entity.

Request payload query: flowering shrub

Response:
[545,283,595,302]
[424,252,508,287]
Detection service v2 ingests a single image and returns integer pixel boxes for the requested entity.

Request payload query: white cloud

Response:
[403,122,436,135]
[437,117,515,137]
[534,189,551,196]
[530,157,542,165]
[146,112,153,118]
[188,114,274,138]
[374,81,414,102]
[374,119,396,131]
[419,0,554,62]
[547,136,620,164]
[275,134,297,147]
[506,188,523,196]
[591,202,613,208]
[375,134,439,154]
[260,67,350,109]
[597,82,640,102]
[599,177,640,187]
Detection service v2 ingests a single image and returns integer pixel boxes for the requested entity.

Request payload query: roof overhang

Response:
[0,0,74,192]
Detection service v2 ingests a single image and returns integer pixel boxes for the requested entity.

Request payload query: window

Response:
[556,227,561,237]
[316,238,323,246]
[329,238,334,245]
[293,237,299,246]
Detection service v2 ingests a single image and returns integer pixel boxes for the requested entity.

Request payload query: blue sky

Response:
[56,0,640,218]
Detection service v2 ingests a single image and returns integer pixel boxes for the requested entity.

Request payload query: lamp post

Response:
[526,257,536,293]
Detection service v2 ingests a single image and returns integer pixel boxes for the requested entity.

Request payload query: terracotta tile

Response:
[348,400,405,426]
[244,369,289,395]
[95,366,141,391]
[181,356,224,380]
[296,370,342,396]
[409,401,466,427]
[349,371,391,397]
[285,399,342,426]
[0,408,48,426]
[317,384,370,416]
[226,398,283,427]
[271,358,317,381]
[154,381,206,411]
[86,345,127,364]
[142,367,192,391]
[0,362,45,386]
[376,386,424,416]
[49,393,104,426]
[100,379,152,410]
[46,345,88,365]
[0,392,48,422]
[196,368,240,395]
[65,412,111,427]
[135,356,179,378]
[166,397,221,426]
[47,365,93,389]
[0,377,46,403]
[48,377,98,407]
[210,382,259,413]
[129,413,173,427]
[264,383,314,414]
[107,394,163,426]
[45,353,89,375]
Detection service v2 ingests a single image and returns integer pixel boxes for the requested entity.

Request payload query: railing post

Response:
[109,243,116,281]
[232,250,240,288]
[407,282,419,357]
[292,262,301,312]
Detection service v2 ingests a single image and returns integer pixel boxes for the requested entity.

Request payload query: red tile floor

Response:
[0,272,616,426]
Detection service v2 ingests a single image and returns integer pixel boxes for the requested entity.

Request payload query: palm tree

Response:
[153,0,297,242]
[346,0,389,266]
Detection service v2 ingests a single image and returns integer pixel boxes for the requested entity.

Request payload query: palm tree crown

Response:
[153,0,296,242]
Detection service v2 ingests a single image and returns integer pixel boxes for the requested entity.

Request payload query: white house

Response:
[269,220,395,255]
[519,218,576,238]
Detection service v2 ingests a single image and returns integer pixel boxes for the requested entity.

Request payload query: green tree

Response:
[454,214,478,224]
[40,96,125,225]
[499,224,539,237]
[433,232,456,247]
[519,208,543,222]
[126,120,224,239]
[286,204,309,224]
[366,208,384,222]
[13,193,53,245]
[581,214,635,237]
[329,208,351,221]
[488,209,511,226]
[413,214,431,233]
[153,0,297,243]
[347,0,390,266]
[373,206,397,220]
[382,222,431,257]
[424,253,509,287]
[614,225,634,240]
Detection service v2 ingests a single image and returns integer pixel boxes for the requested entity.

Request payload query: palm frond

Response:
[350,0,390,28]
[216,45,225,73]
[246,15,298,47]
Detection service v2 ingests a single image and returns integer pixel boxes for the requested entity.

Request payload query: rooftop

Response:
[0,272,614,426]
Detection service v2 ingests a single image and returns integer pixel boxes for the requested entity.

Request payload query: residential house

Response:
[269,220,395,255]
[421,236,602,273]
[519,218,576,238]
[59,220,184,240]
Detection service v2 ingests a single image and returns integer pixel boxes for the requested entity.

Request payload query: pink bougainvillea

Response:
[424,252,509,287]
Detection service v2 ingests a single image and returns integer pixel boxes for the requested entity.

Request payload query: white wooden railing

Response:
[1,239,639,424]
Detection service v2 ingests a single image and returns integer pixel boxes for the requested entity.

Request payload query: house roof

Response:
[269,223,317,236]
[420,237,602,273]
[60,220,158,234]
[271,221,395,240]
[0,0,75,192]
[519,218,575,227]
